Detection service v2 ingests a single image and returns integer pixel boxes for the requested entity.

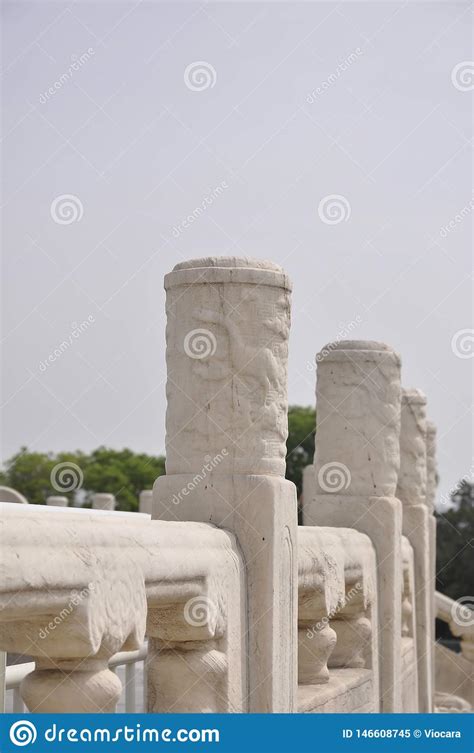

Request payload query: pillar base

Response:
[305,493,402,712]
[153,473,298,712]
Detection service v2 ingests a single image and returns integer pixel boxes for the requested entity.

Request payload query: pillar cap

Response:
[316,340,400,364]
[401,388,427,405]
[172,256,284,272]
[165,256,292,291]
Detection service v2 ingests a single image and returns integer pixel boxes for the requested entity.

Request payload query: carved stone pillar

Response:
[139,490,153,514]
[425,421,438,694]
[396,389,432,711]
[153,257,297,712]
[92,493,116,511]
[46,495,68,506]
[304,340,403,712]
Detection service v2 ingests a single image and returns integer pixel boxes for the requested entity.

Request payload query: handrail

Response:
[4,644,148,713]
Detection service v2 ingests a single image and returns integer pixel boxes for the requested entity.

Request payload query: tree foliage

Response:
[285,405,315,497]
[0,447,165,511]
[435,479,474,601]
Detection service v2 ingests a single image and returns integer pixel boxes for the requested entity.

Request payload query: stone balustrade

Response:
[434,592,473,711]
[0,257,468,716]
[0,503,246,713]
[298,526,377,712]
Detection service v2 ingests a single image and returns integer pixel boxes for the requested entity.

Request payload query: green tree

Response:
[285,405,315,497]
[82,447,165,511]
[435,479,474,601]
[1,447,165,511]
[1,448,58,505]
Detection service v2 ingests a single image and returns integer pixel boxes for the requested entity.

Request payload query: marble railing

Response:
[0,503,246,713]
[0,257,465,715]
[434,592,473,712]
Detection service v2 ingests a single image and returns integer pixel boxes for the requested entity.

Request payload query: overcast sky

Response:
[2,0,473,508]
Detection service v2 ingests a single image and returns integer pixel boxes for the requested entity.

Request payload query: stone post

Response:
[304,340,403,712]
[153,257,298,712]
[425,421,438,693]
[139,490,153,514]
[92,493,116,511]
[46,495,68,507]
[396,389,432,712]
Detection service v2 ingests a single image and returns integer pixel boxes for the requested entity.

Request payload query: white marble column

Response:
[153,257,298,712]
[46,495,68,507]
[304,340,404,712]
[396,389,432,712]
[425,420,438,694]
[92,493,116,511]
[139,490,153,514]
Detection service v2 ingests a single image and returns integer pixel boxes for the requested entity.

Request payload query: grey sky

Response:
[2,1,473,508]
